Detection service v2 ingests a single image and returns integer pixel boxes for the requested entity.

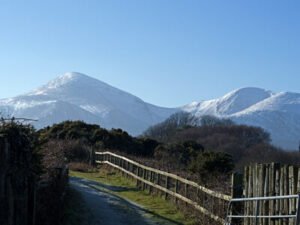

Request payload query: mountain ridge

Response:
[0,72,299,150]
[181,87,300,150]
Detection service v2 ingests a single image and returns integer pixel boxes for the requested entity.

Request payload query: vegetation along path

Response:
[70,177,183,225]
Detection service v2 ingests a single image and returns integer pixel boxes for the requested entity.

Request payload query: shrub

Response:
[189,151,234,179]
[39,120,159,157]
[154,141,204,170]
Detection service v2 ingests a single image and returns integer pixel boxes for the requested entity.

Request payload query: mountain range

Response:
[183,87,300,150]
[0,72,299,150]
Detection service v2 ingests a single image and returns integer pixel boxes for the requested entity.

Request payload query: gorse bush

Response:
[39,121,159,157]
[0,120,40,225]
[154,141,204,169]
[0,119,40,171]
[0,119,68,225]
[189,151,234,178]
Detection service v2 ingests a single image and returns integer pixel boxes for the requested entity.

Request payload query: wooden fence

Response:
[95,151,231,224]
[240,163,300,225]
[96,152,300,225]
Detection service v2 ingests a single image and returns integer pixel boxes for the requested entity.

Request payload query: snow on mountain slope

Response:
[0,72,177,135]
[231,92,300,150]
[233,92,300,116]
[0,73,299,150]
[183,88,300,150]
[183,87,272,116]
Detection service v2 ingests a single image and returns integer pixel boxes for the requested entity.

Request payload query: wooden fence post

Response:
[175,179,179,204]
[295,193,300,225]
[136,167,140,188]
[142,169,146,191]
[149,172,153,194]
[184,182,188,206]
[231,172,243,225]
[165,176,169,200]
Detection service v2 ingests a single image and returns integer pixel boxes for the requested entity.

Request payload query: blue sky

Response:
[0,0,299,107]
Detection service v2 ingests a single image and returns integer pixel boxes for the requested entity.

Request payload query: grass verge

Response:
[70,166,196,225]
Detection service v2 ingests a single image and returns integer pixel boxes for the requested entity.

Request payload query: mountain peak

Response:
[216,87,273,115]
[182,87,273,116]
[60,71,87,79]
[51,72,94,85]
[30,72,100,95]
[223,87,272,99]
[0,72,177,136]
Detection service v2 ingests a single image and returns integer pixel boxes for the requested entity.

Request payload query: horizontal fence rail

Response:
[226,194,300,225]
[95,151,231,224]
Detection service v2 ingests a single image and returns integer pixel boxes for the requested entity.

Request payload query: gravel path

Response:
[70,177,182,225]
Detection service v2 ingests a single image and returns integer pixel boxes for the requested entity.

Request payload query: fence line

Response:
[95,152,300,225]
[240,163,300,225]
[226,194,300,225]
[95,151,231,224]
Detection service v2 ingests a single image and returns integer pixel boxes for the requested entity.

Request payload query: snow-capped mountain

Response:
[0,72,177,135]
[0,73,299,150]
[182,87,300,150]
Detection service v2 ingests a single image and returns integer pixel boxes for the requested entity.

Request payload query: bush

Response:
[0,120,40,225]
[39,121,158,157]
[189,151,234,179]
[154,141,204,170]
[62,140,92,163]
[200,115,234,127]
[36,139,69,225]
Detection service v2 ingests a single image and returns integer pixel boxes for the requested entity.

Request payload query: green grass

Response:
[70,167,197,225]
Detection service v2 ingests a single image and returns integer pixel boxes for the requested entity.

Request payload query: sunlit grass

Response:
[70,167,196,225]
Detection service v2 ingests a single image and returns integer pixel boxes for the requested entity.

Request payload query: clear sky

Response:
[0,0,299,107]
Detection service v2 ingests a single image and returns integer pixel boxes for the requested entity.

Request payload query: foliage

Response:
[189,151,234,178]
[0,120,41,225]
[36,139,69,225]
[143,113,235,142]
[144,115,280,168]
[154,141,204,170]
[143,112,193,142]
[39,120,159,157]
[200,115,234,127]
[39,120,105,145]
[0,119,41,173]
[62,140,92,163]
